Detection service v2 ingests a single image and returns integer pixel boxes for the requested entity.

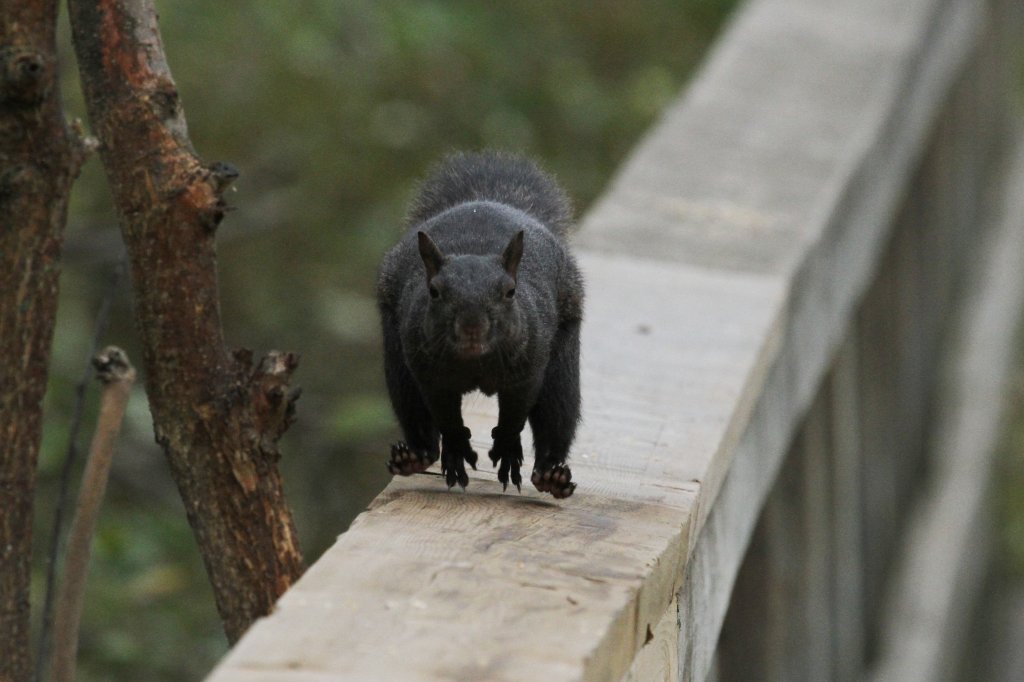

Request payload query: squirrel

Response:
[377,151,584,499]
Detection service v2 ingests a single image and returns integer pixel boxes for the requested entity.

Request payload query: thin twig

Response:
[50,347,136,682]
[36,262,124,681]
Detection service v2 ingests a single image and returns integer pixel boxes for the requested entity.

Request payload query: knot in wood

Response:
[0,48,51,105]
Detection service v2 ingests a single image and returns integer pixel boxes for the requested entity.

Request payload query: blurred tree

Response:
[67,0,304,645]
[0,2,88,679]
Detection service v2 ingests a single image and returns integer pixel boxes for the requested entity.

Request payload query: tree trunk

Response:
[67,0,304,643]
[0,1,88,678]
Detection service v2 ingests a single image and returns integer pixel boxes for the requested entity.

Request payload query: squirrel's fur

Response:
[377,151,583,498]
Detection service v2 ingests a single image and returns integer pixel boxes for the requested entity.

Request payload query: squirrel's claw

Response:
[490,436,524,494]
[441,460,469,490]
[441,440,474,490]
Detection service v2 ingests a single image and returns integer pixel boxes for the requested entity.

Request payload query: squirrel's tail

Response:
[408,151,573,238]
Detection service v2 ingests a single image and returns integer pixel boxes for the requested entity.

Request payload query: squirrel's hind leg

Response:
[383,314,439,476]
[528,321,581,499]
[384,392,439,476]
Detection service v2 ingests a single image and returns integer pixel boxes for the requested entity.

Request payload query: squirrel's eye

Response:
[429,285,440,299]
[505,287,516,299]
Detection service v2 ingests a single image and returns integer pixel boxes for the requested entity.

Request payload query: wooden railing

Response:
[208,0,1024,679]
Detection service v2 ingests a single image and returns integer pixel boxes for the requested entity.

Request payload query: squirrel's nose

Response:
[454,316,490,341]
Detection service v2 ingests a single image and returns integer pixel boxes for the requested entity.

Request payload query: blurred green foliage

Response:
[35,0,738,679]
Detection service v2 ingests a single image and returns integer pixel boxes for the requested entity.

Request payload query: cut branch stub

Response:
[92,345,136,384]
[250,350,302,450]
[209,161,240,193]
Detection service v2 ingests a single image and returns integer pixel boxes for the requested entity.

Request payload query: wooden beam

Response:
[870,132,1024,682]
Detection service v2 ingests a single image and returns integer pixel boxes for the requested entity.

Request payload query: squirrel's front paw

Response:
[489,436,524,492]
[532,464,576,499]
[386,441,437,476]
[441,437,477,490]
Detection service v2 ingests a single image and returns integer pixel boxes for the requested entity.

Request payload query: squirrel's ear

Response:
[502,230,525,281]
[418,231,445,281]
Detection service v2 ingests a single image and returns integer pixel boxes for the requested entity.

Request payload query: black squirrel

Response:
[377,151,583,499]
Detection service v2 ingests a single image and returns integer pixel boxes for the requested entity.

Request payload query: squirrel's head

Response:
[417,230,524,360]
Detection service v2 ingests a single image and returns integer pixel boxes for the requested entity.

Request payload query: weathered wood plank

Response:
[798,397,836,681]
[624,597,680,682]
[671,1,991,678]
[870,134,1024,682]
[856,223,904,661]
[829,337,866,681]
[715,393,834,682]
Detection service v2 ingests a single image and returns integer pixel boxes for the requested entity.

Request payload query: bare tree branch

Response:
[36,263,124,682]
[50,347,136,682]
[67,0,304,642]
[0,2,90,677]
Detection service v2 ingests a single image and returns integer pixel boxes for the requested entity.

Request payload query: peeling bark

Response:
[68,0,304,643]
[0,1,88,678]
